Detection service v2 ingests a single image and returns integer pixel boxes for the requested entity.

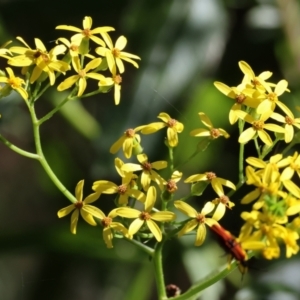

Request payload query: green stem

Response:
[0,134,40,159]
[38,96,70,125]
[153,241,167,300]
[126,238,154,257]
[173,260,239,300]
[254,138,261,158]
[28,102,77,204]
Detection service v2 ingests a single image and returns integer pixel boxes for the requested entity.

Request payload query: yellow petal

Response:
[80,209,97,226]
[70,209,79,234]
[146,219,162,241]
[128,218,144,235]
[57,204,75,218]
[195,224,206,246]
[103,227,113,248]
[151,211,175,222]
[174,200,197,218]
[75,180,84,201]
[116,207,140,218]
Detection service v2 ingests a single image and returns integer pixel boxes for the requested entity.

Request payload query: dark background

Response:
[1,0,300,299]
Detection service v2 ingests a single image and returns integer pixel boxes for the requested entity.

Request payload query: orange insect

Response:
[210,224,248,275]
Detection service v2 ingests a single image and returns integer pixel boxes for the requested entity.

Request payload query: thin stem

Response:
[238,118,246,184]
[0,134,40,159]
[153,241,167,300]
[254,138,261,158]
[28,102,77,203]
[126,238,154,257]
[173,260,239,300]
[38,96,70,125]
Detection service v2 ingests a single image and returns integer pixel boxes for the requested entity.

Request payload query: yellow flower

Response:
[174,200,220,246]
[0,67,28,100]
[270,106,300,143]
[211,188,235,220]
[283,228,299,258]
[163,170,182,193]
[57,56,104,96]
[214,81,260,124]
[97,208,131,248]
[185,171,236,196]
[56,38,94,59]
[98,72,122,105]
[238,60,274,92]
[140,112,184,147]
[92,159,145,206]
[56,16,114,47]
[116,186,175,242]
[110,126,145,158]
[9,37,69,85]
[95,34,140,74]
[122,153,167,191]
[281,152,300,180]
[57,180,102,234]
[190,112,229,139]
[235,110,285,145]
[256,80,290,115]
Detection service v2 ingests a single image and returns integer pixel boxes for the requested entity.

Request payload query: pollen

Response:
[206,172,216,181]
[117,184,128,195]
[267,92,277,102]
[196,213,205,223]
[101,217,112,227]
[142,161,152,171]
[235,94,246,104]
[70,44,79,52]
[210,128,221,139]
[252,120,264,130]
[166,179,177,193]
[112,48,121,57]
[139,211,151,220]
[219,195,230,206]
[285,116,294,125]
[113,74,122,85]
[82,28,91,37]
[125,128,135,137]
[74,201,83,209]
[251,79,261,87]
[167,118,177,128]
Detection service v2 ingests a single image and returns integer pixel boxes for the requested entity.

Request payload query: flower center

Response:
[139,211,151,221]
[267,92,277,102]
[33,50,43,59]
[196,213,205,223]
[112,48,121,57]
[8,77,23,88]
[206,172,216,181]
[118,184,128,195]
[235,94,246,104]
[142,161,152,171]
[78,69,86,77]
[70,44,79,52]
[41,53,50,63]
[166,179,177,193]
[113,74,122,85]
[167,118,177,128]
[285,116,294,125]
[210,128,220,139]
[82,28,91,37]
[219,195,230,206]
[101,217,112,227]
[74,201,83,209]
[251,78,261,87]
[125,128,135,137]
[252,120,264,130]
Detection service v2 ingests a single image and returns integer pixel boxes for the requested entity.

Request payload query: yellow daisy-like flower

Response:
[256,79,290,115]
[95,34,140,74]
[110,125,145,158]
[57,180,102,234]
[270,106,300,143]
[174,200,220,246]
[211,186,235,220]
[92,159,145,206]
[185,171,236,196]
[97,208,131,248]
[140,112,184,147]
[98,72,122,105]
[0,67,28,100]
[56,16,114,47]
[57,56,104,97]
[190,112,230,139]
[283,228,299,258]
[122,153,167,191]
[281,152,300,181]
[9,37,69,86]
[163,170,182,193]
[214,81,260,124]
[235,110,285,145]
[238,60,274,92]
[116,186,175,242]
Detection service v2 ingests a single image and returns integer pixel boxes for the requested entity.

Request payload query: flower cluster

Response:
[0,16,141,105]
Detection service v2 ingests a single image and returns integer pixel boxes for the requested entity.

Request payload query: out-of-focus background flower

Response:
[1,0,300,299]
